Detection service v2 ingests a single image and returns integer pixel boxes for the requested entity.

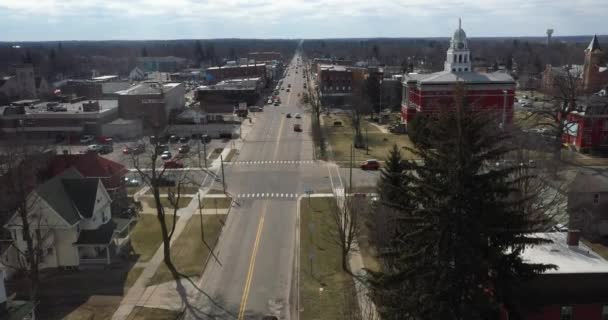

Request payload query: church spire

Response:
[586,34,601,52]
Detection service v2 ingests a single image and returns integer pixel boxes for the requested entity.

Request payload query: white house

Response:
[3,168,117,270]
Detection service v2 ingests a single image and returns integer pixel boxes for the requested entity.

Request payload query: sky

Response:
[0,0,606,41]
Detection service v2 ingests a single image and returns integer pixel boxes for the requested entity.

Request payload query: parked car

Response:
[200,134,211,144]
[124,177,140,186]
[293,124,302,132]
[267,99,273,104]
[294,113,302,119]
[133,144,145,154]
[360,159,380,170]
[80,135,95,144]
[274,102,280,106]
[99,144,113,154]
[157,177,176,187]
[333,121,343,127]
[179,136,190,144]
[169,135,179,143]
[161,151,172,160]
[286,88,290,92]
[123,146,133,154]
[178,145,190,153]
[156,144,169,153]
[286,113,292,118]
[163,160,184,169]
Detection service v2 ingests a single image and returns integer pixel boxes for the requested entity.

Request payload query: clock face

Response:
[457,42,464,49]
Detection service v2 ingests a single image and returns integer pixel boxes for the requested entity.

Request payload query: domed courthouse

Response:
[400,19,516,127]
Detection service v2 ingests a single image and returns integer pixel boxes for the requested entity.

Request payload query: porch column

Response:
[106,245,110,265]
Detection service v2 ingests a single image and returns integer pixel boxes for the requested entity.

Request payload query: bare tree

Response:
[527,67,584,160]
[0,140,53,302]
[126,134,201,278]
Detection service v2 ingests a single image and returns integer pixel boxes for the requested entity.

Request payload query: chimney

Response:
[0,270,7,315]
[567,229,580,246]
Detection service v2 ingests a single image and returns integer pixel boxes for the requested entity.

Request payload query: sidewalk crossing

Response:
[228,160,317,165]
[234,192,301,199]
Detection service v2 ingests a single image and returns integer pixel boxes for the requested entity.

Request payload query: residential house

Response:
[562,95,608,153]
[568,169,608,241]
[3,169,117,269]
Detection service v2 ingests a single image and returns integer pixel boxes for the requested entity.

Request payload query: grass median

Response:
[142,196,193,209]
[300,197,361,320]
[126,307,181,320]
[149,214,226,285]
[130,215,179,262]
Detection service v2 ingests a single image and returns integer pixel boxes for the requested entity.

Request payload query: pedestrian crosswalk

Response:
[234,193,300,199]
[229,160,317,165]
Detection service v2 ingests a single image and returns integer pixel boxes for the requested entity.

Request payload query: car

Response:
[274,102,280,106]
[288,84,291,88]
[360,159,380,170]
[124,177,140,187]
[286,113,292,118]
[156,144,169,153]
[80,135,95,144]
[267,99,273,104]
[99,144,113,154]
[163,160,184,169]
[133,144,146,154]
[87,144,102,152]
[200,134,211,144]
[281,87,285,90]
[157,177,176,187]
[123,146,133,154]
[179,136,190,144]
[169,135,179,143]
[333,121,343,127]
[294,113,302,119]
[178,145,190,153]
[293,124,302,132]
[160,151,172,160]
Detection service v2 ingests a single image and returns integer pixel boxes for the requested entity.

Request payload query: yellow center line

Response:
[238,202,267,320]
[238,60,296,319]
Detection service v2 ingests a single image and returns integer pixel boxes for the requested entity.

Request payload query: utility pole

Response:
[203,140,208,168]
[220,154,226,194]
[197,139,201,168]
[365,127,369,155]
[501,89,508,130]
[349,144,353,195]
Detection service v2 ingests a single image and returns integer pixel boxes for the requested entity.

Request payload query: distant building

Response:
[568,169,608,241]
[205,63,267,84]
[400,19,516,127]
[562,95,608,152]
[317,65,354,107]
[136,56,188,73]
[507,231,608,320]
[0,98,119,140]
[59,79,132,99]
[543,35,608,95]
[0,64,49,102]
[129,66,146,81]
[247,52,282,63]
[195,77,263,113]
[116,82,185,132]
[313,58,353,74]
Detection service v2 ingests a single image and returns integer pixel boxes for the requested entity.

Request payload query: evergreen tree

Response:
[377,144,408,207]
[370,87,554,320]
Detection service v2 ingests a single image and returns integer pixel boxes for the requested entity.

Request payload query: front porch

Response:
[74,220,117,265]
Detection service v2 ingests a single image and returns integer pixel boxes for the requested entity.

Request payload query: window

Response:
[602,305,608,320]
[464,68,468,71]
[594,193,600,204]
[452,68,456,72]
[560,306,572,320]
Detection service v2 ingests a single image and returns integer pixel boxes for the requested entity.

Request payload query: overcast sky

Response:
[0,0,605,41]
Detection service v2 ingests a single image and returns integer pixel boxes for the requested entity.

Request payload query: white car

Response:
[80,135,95,144]
[294,113,302,119]
[161,151,172,160]
[87,144,102,152]
[267,99,273,104]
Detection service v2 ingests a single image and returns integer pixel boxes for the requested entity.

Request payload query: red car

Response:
[163,160,184,169]
[122,146,133,154]
[360,159,380,170]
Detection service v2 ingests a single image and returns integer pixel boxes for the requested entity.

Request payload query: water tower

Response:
[546,29,554,46]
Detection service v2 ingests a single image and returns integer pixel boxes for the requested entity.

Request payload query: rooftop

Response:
[116,82,181,95]
[197,77,261,91]
[206,63,266,70]
[92,75,119,82]
[1,99,118,116]
[319,64,350,72]
[404,70,515,84]
[522,232,608,274]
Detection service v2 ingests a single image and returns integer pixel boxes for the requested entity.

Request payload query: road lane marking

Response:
[238,203,267,320]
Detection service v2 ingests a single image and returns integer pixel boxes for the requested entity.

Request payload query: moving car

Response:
[178,145,190,153]
[294,113,302,119]
[163,160,184,169]
[286,113,292,118]
[360,159,380,170]
[293,124,302,132]
[161,151,172,160]
[80,135,95,144]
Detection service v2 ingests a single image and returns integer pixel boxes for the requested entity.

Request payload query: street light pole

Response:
[220,154,226,194]
[501,89,508,130]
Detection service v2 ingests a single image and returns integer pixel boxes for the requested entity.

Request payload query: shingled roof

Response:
[587,35,601,52]
[46,152,127,190]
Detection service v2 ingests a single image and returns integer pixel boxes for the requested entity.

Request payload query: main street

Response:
[184,51,378,320]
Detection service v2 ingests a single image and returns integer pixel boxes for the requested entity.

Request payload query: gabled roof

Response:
[569,169,608,193]
[46,152,127,189]
[405,70,515,85]
[74,219,116,245]
[587,35,601,52]
[61,178,99,219]
[36,168,85,225]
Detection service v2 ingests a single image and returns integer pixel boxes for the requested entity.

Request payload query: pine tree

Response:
[370,86,554,320]
[377,144,408,208]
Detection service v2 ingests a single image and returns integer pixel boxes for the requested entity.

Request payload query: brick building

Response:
[205,64,267,84]
[400,20,516,127]
[562,95,608,152]
[247,52,282,63]
[116,82,184,132]
[196,77,263,113]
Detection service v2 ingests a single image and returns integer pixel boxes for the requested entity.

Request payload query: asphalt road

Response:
[185,51,378,320]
